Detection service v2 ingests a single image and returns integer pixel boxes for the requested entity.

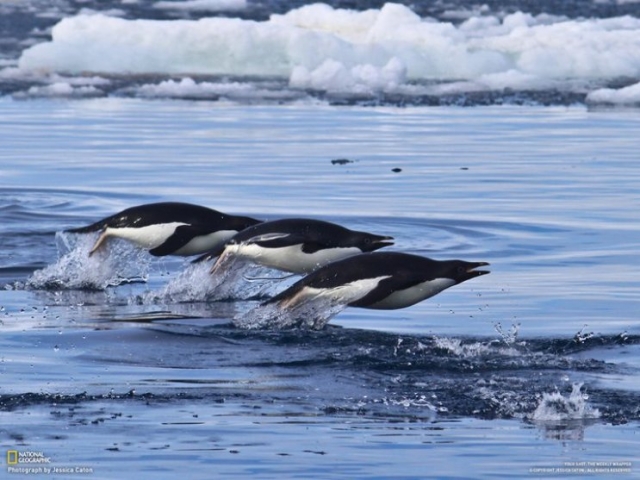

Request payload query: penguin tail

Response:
[64,220,107,234]
[191,244,226,264]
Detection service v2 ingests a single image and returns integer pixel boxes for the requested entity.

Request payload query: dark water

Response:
[1,99,639,478]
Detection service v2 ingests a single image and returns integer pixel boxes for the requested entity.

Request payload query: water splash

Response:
[493,321,521,346]
[433,336,520,359]
[574,325,596,344]
[141,254,295,304]
[142,261,216,303]
[234,296,348,330]
[207,251,262,300]
[26,232,151,290]
[530,383,601,422]
[206,253,294,301]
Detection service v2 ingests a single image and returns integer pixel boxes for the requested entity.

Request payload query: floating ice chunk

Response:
[290,57,406,93]
[270,3,380,41]
[476,69,543,90]
[23,82,103,98]
[586,81,640,105]
[135,77,304,102]
[137,77,254,97]
[477,14,640,79]
[15,3,640,94]
[458,15,501,33]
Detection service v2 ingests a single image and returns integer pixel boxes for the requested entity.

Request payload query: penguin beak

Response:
[466,262,490,276]
[363,235,394,253]
[374,236,395,247]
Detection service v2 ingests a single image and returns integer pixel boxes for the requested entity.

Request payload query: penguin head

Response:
[349,232,395,252]
[441,260,491,284]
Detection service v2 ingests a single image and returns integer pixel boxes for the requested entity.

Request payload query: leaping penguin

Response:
[263,251,490,311]
[195,218,394,275]
[65,202,261,257]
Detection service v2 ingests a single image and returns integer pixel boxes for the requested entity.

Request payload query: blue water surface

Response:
[1,98,639,478]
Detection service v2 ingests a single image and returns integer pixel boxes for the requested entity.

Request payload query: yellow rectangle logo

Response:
[6,450,18,465]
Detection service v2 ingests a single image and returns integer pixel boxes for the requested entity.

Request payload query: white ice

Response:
[14,3,640,96]
[586,81,640,104]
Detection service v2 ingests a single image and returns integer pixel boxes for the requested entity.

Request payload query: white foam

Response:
[234,296,348,330]
[143,260,216,303]
[433,336,522,358]
[14,3,640,96]
[27,232,151,291]
[435,337,495,357]
[146,252,293,304]
[530,383,601,422]
[586,81,640,104]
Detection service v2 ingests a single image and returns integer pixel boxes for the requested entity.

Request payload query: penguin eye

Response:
[457,266,466,274]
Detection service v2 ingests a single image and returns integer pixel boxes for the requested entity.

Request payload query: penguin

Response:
[263,251,490,311]
[195,218,394,275]
[65,202,261,257]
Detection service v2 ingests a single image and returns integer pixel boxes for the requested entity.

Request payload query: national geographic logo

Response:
[6,450,51,465]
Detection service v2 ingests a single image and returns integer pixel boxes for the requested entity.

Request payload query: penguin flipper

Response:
[149,225,206,257]
[65,219,108,234]
[250,233,324,251]
[348,273,423,308]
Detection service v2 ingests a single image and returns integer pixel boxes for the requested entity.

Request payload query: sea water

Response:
[1,98,639,479]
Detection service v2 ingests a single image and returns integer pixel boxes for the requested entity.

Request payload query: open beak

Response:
[375,236,395,247]
[467,261,490,277]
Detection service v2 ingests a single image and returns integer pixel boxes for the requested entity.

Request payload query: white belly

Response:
[281,276,392,309]
[366,278,456,310]
[231,243,362,274]
[104,223,186,250]
[173,229,237,256]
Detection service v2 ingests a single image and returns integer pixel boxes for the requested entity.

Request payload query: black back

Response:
[66,202,260,233]
[227,218,391,251]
